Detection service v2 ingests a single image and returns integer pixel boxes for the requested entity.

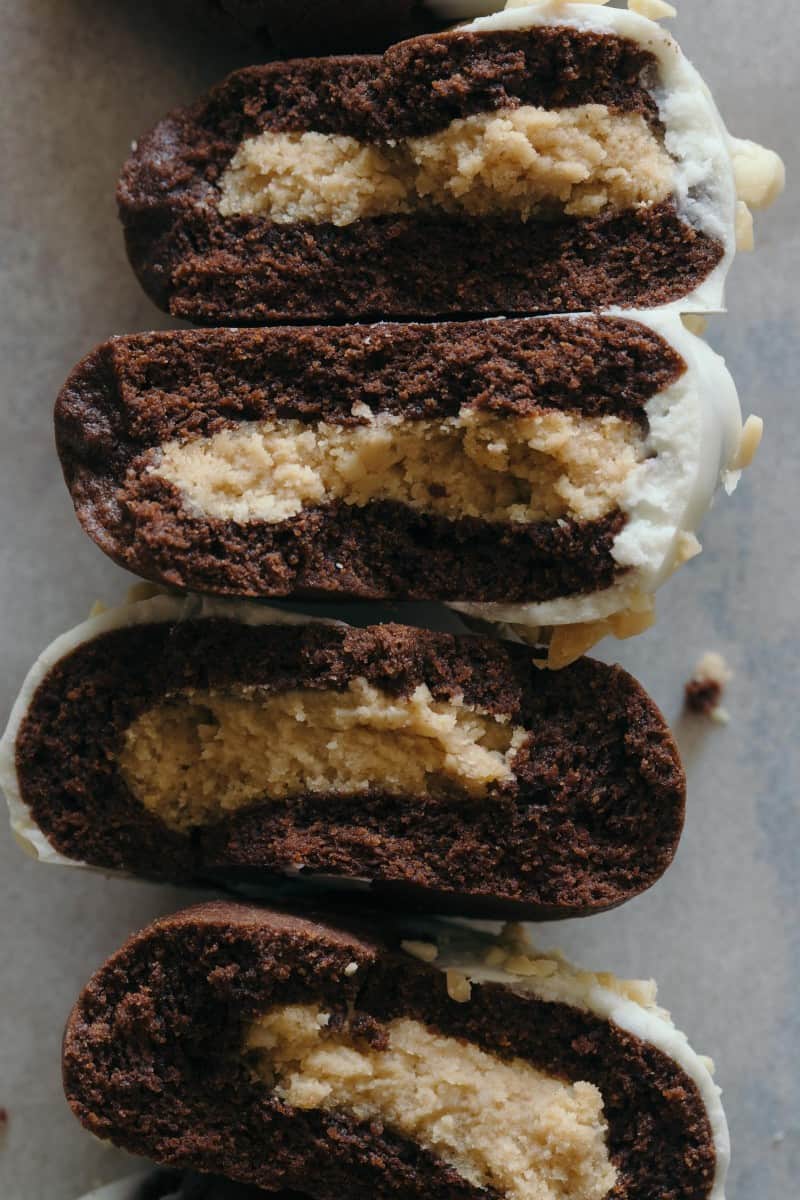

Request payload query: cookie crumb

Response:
[685,652,733,721]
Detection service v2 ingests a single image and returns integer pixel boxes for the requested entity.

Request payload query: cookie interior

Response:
[62,905,717,1200]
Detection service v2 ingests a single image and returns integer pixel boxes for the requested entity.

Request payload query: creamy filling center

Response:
[147,408,645,526]
[218,104,674,227]
[119,678,526,833]
[246,1005,616,1200]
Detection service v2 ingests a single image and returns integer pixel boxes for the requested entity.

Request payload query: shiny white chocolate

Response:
[450,309,745,632]
[1,311,748,861]
[0,594,341,870]
[462,1,783,314]
[404,921,729,1200]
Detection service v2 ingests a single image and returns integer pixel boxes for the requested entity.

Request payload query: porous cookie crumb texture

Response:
[150,409,644,527]
[61,903,722,1200]
[7,605,686,916]
[55,316,686,609]
[120,679,526,833]
[246,1005,616,1200]
[219,106,673,227]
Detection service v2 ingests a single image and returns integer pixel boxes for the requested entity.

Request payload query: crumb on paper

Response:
[685,652,733,722]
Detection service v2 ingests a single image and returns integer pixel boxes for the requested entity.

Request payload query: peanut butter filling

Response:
[246,1005,616,1200]
[148,408,645,526]
[119,678,526,833]
[218,104,673,227]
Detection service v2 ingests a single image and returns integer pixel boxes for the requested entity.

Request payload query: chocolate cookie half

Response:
[1,594,684,917]
[63,904,729,1200]
[118,4,782,324]
[55,312,749,658]
[215,0,498,55]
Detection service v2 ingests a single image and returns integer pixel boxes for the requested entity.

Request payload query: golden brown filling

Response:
[218,104,674,227]
[148,409,645,526]
[246,1005,616,1200]
[119,679,526,833]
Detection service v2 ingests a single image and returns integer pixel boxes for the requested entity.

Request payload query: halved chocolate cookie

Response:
[1,594,684,918]
[55,312,748,657]
[63,904,728,1200]
[119,6,758,324]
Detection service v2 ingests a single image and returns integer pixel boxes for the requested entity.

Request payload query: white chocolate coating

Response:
[461,1,783,314]
[0,593,341,870]
[401,920,729,1200]
[0,311,747,864]
[450,309,745,631]
[70,928,730,1200]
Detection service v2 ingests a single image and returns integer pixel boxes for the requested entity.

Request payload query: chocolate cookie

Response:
[54,312,745,654]
[2,594,685,918]
[118,7,751,325]
[63,904,728,1200]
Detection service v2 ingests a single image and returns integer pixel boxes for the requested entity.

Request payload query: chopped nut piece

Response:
[621,979,659,1008]
[546,605,655,669]
[401,940,439,964]
[681,314,709,336]
[505,954,559,979]
[671,532,702,572]
[628,0,677,19]
[446,970,473,1003]
[732,139,786,209]
[733,415,764,470]
[344,962,359,977]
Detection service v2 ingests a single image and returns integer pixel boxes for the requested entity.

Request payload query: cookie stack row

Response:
[1,3,783,1199]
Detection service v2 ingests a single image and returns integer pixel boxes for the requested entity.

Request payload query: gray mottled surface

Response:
[0,2,796,1197]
